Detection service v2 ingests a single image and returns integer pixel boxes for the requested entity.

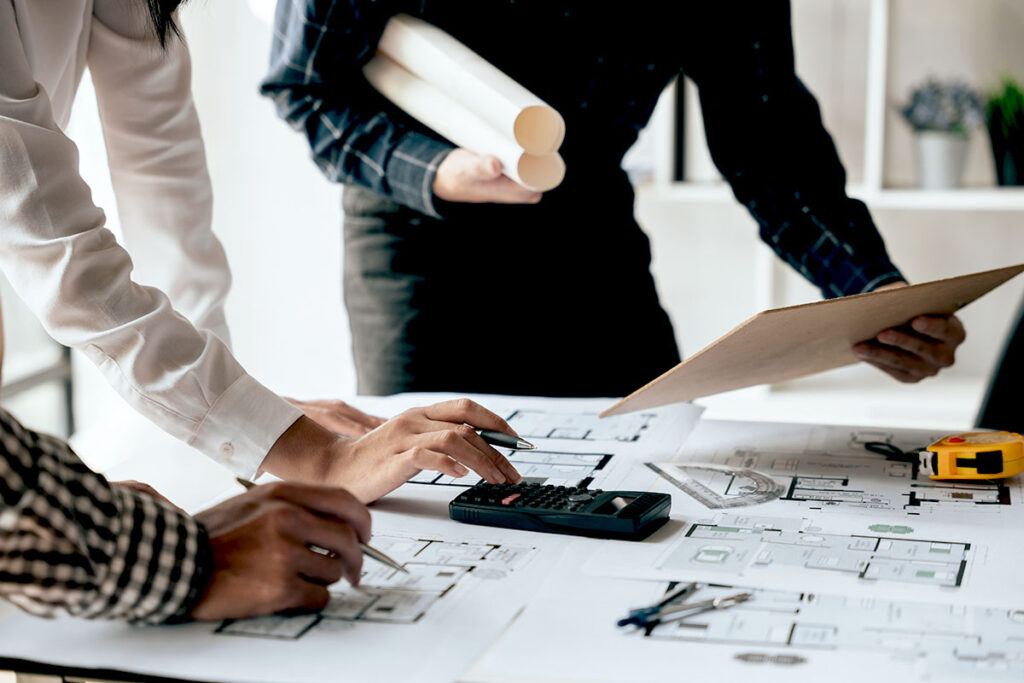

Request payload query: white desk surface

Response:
[4,394,1022,683]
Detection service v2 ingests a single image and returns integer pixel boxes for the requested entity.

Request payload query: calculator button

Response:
[501,493,521,506]
[568,493,593,502]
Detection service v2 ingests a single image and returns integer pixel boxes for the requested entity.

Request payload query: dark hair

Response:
[145,0,189,47]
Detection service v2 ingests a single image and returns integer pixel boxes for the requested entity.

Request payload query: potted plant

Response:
[986,79,1024,186]
[899,78,984,190]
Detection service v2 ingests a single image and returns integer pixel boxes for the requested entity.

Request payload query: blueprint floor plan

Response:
[584,509,996,605]
[644,581,1024,679]
[670,447,1013,515]
[642,580,1024,680]
[469,570,1024,683]
[666,421,1020,516]
[505,409,655,442]
[216,535,536,640]
[408,450,613,488]
[646,579,1022,642]
[659,515,971,587]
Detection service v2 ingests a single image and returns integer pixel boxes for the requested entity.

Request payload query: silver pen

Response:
[235,478,408,574]
[478,430,536,450]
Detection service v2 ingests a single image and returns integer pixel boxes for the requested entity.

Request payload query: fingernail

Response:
[454,464,469,476]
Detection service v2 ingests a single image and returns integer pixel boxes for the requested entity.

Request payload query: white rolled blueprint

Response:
[364,54,565,192]
[378,14,565,155]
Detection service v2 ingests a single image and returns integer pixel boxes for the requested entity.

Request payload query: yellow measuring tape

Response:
[920,432,1024,480]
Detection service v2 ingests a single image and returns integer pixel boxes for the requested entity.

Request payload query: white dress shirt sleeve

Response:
[88,3,232,345]
[0,1,302,478]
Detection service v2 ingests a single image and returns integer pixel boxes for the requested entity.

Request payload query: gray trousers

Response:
[342,185,681,397]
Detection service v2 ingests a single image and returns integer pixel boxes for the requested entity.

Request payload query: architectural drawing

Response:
[647,581,1024,680]
[647,462,785,508]
[409,450,612,488]
[675,445,1013,516]
[217,535,535,640]
[660,516,972,588]
[505,409,654,442]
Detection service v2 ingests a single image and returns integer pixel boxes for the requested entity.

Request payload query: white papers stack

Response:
[364,14,566,191]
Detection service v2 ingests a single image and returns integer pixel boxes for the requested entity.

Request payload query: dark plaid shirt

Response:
[0,409,211,624]
[261,0,904,298]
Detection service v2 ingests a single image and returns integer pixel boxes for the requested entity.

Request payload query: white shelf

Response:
[643,0,1024,215]
[864,187,1024,211]
[640,182,1024,212]
[639,182,733,203]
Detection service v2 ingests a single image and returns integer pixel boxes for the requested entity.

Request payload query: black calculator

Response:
[449,482,671,541]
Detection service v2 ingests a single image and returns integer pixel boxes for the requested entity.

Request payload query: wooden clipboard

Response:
[601,263,1024,417]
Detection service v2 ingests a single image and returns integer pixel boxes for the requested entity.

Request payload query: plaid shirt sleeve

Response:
[688,3,905,298]
[0,408,212,624]
[259,0,453,218]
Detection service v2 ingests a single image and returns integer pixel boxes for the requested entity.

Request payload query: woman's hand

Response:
[261,399,523,504]
[287,398,385,437]
[330,399,523,503]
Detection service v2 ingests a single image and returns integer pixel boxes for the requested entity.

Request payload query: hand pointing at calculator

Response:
[324,399,524,503]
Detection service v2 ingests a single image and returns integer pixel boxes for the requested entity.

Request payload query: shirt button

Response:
[220,442,235,458]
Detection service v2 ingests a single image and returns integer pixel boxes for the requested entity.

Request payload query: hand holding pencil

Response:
[235,478,407,575]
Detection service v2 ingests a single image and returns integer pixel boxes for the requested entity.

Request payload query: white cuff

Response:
[188,374,303,479]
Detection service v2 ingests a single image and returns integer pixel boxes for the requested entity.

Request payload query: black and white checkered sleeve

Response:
[0,408,213,624]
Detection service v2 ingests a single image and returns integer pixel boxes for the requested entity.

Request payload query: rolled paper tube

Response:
[364,55,565,192]
[378,14,566,156]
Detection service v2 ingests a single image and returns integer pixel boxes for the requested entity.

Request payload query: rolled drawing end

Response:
[516,152,565,192]
[514,105,566,155]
